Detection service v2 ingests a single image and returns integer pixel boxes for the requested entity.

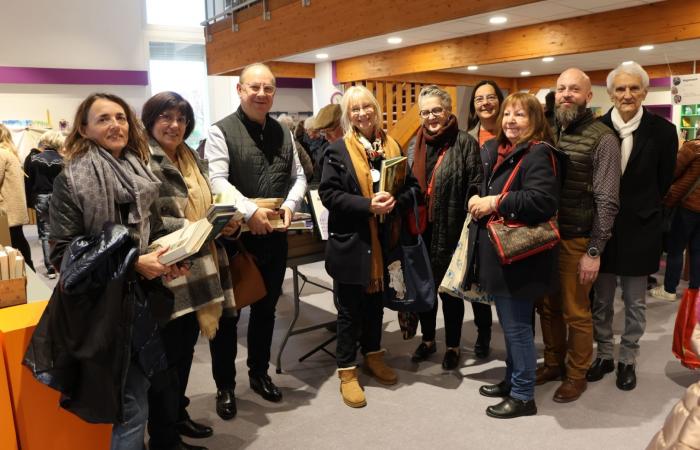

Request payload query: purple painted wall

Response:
[0,66,149,85]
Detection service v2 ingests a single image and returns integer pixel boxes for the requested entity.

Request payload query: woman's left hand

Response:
[468,195,498,220]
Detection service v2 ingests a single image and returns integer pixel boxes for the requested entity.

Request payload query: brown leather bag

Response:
[228,241,267,309]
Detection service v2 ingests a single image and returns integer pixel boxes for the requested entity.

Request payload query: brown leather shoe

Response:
[553,378,587,403]
[535,365,563,385]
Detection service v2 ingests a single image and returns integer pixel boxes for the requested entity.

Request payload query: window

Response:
[146,0,205,27]
[149,42,209,148]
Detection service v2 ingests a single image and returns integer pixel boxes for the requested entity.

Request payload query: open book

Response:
[379,156,407,222]
[153,204,243,265]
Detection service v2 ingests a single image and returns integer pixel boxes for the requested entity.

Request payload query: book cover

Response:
[380,156,407,197]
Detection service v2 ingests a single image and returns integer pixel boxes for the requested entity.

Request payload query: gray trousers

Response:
[592,274,647,365]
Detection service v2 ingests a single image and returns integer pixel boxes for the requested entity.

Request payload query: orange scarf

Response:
[344,132,402,293]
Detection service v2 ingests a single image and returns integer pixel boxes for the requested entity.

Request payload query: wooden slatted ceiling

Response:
[335,0,700,82]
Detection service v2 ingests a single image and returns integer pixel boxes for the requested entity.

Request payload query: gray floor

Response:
[25,226,700,450]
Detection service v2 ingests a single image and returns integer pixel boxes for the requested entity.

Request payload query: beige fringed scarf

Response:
[176,145,224,339]
[344,131,402,293]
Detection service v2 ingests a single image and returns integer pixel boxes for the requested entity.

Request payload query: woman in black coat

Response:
[319,85,419,408]
[408,85,488,369]
[467,93,559,419]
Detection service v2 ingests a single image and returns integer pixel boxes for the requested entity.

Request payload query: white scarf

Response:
[611,106,643,174]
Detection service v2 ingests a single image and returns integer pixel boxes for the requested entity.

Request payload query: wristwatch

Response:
[586,247,600,258]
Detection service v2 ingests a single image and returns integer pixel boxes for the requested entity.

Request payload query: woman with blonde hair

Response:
[467,92,559,418]
[0,123,34,270]
[319,85,419,408]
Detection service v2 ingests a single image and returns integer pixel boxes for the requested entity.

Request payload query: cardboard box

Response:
[0,277,27,309]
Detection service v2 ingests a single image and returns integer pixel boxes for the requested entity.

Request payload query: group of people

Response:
[8,58,697,450]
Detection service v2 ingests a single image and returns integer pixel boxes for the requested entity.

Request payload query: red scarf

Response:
[493,142,515,173]
[412,114,459,193]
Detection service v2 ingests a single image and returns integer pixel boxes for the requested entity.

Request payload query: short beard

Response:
[555,103,587,127]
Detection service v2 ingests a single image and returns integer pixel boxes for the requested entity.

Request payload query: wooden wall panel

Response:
[206,0,539,74]
[221,61,315,79]
[335,0,700,82]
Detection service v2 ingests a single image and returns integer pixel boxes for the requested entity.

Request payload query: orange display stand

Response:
[0,301,111,450]
[0,336,18,450]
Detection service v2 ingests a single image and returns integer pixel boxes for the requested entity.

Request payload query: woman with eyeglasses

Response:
[47,93,187,449]
[319,85,419,408]
[143,91,239,450]
[467,80,505,148]
[409,85,486,369]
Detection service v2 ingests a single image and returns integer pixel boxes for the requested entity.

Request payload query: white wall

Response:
[0,0,150,124]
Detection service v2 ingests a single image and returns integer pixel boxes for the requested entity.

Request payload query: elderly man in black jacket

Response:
[588,62,678,391]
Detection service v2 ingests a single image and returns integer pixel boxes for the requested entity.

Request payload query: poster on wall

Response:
[672,75,700,105]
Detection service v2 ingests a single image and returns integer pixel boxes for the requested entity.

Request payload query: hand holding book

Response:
[369,191,396,215]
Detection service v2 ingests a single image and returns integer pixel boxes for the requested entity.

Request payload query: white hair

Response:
[276,114,294,131]
[607,62,649,93]
[304,117,316,130]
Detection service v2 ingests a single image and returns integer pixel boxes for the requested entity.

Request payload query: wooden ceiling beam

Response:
[369,71,513,88]
[335,0,700,82]
[205,0,540,75]
[513,61,698,91]
[220,61,316,79]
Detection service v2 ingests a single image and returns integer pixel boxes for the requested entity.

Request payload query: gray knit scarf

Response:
[66,145,161,251]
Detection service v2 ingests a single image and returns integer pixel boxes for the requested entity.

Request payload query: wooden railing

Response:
[342,80,457,150]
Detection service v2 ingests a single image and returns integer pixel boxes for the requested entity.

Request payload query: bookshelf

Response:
[680,104,700,141]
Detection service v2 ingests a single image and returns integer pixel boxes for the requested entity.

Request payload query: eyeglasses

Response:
[320,122,341,137]
[350,104,375,115]
[419,107,445,118]
[474,95,499,105]
[94,114,128,127]
[244,83,276,95]
[157,113,189,127]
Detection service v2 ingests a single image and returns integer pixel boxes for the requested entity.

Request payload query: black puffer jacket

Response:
[424,130,482,280]
[23,223,168,424]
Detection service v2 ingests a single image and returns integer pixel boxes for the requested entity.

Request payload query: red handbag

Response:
[487,146,560,265]
[406,204,427,236]
[672,288,700,369]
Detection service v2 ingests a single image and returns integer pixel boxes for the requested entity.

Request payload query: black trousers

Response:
[417,222,492,347]
[209,233,288,389]
[9,225,34,271]
[147,313,200,448]
[335,282,384,368]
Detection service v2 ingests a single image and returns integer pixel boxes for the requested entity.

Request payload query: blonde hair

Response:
[496,93,553,146]
[340,85,383,139]
[0,124,20,160]
[38,130,66,151]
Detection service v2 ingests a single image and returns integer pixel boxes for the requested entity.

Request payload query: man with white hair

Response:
[588,62,678,391]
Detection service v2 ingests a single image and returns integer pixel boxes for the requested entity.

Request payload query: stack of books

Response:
[0,246,25,281]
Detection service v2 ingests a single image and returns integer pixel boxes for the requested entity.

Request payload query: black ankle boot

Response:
[479,380,511,398]
[474,330,491,359]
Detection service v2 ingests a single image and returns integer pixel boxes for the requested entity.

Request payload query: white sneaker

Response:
[650,286,677,301]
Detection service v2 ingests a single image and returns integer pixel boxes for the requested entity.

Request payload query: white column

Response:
[312,61,341,113]
[208,75,239,123]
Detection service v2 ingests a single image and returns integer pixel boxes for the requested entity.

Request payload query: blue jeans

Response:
[493,295,536,401]
[665,207,700,292]
[111,362,150,450]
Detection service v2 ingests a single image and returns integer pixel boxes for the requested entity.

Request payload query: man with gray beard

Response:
[536,68,621,403]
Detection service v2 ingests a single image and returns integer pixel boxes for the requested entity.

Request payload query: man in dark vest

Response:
[204,63,307,419]
[588,62,677,391]
[536,68,621,403]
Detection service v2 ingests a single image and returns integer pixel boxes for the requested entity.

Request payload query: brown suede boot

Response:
[338,367,366,408]
[364,350,398,385]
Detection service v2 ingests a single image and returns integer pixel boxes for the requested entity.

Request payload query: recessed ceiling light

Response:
[639,45,654,51]
[622,60,634,65]
[467,65,478,71]
[315,53,329,59]
[521,71,531,76]
[542,57,554,62]
[489,16,508,24]
[387,37,402,44]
